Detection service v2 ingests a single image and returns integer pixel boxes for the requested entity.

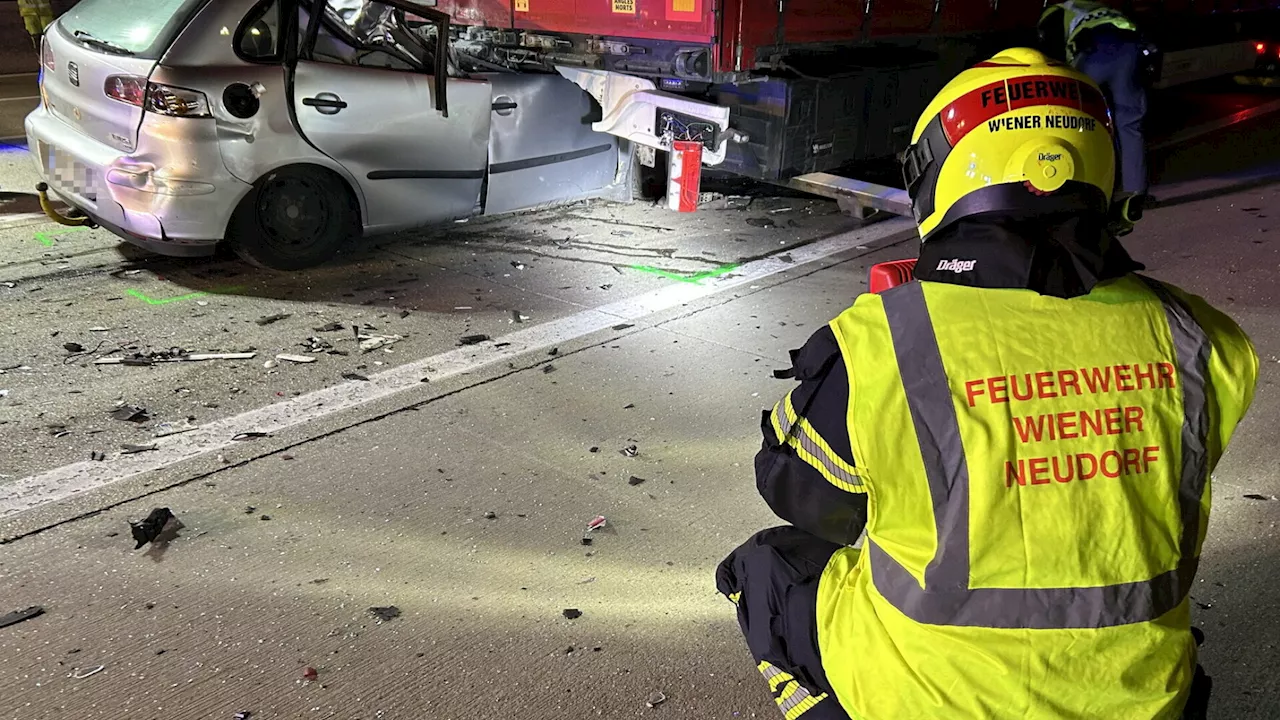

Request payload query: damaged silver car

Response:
[27,0,624,269]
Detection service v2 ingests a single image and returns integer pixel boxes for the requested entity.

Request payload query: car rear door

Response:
[290,0,491,231]
[480,72,619,216]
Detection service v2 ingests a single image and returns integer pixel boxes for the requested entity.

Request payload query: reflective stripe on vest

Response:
[869,280,1210,630]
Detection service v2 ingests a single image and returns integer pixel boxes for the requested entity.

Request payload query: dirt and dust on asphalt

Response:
[2,82,1280,719]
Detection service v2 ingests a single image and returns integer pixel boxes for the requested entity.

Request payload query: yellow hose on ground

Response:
[35,183,93,227]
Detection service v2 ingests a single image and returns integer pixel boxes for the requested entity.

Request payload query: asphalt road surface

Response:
[1,94,1279,719]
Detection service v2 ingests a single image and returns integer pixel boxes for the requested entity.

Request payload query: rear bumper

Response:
[24,104,251,255]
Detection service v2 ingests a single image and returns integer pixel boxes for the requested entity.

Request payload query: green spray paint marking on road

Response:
[629,263,739,284]
[34,226,89,247]
[126,286,242,306]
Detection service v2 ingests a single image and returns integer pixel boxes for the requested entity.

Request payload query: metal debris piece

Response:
[359,334,402,353]
[646,691,667,708]
[121,443,158,455]
[0,606,44,630]
[63,342,85,353]
[724,195,753,210]
[89,326,111,332]
[109,405,149,423]
[130,508,175,549]
[342,372,370,382]
[313,322,344,332]
[562,608,583,620]
[483,511,498,520]
[256,313,291,326]
[154,420,199,438]
[769,206,793,214]
[94,352,256,365]
[302,667,318,681]
[621,445,639,457]
[587,515,607,531]
[628,476,647,486]
[232,432,271,441]
[369,606,402,622]
[459,334,490,346]
[71,665,105,680]
[276,354,317,364]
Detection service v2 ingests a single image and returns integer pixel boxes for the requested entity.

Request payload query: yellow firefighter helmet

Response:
[902,47,1116,241]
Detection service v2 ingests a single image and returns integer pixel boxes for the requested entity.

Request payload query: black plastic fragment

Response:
[0,606,44,630]
[130,508,175,549]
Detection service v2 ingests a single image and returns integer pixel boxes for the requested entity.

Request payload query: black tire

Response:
[227,167,359,271]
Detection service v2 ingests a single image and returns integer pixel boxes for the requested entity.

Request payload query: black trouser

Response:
[718,526,1213,720]
[716,526,851,720]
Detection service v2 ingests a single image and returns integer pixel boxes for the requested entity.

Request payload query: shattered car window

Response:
[317,0,437,71]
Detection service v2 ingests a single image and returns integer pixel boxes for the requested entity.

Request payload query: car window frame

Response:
[234,0,290,64]
[298,0,450,116]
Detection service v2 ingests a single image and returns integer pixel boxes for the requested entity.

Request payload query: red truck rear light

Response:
[1257,42,1266,53]
[105,75,146,106]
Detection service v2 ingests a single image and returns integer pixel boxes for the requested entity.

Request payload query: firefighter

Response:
[716,48,1258,720]
[1038,1,1149,234]
[17,0,54,50]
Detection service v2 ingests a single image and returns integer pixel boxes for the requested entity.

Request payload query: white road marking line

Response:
[0,212,50,230]
[0,95,40,103]
[0,219,915,517]
[1150,98,1280,151]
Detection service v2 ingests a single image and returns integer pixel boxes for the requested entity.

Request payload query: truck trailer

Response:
[436,0,1279,215]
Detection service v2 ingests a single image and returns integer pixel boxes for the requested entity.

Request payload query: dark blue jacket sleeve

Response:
[755,325,869,547]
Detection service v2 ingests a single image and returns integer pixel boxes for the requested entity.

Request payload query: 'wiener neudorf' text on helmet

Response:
[901,47,1115,241]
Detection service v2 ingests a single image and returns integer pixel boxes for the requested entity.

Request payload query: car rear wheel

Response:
[227,167,358,271]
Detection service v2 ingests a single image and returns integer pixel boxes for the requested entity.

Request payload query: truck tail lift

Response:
[441,0,1280,218]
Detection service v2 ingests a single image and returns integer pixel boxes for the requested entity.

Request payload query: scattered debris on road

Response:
[628,476,647,486]
[1244,493,1273,500]
[277,353,317,364]
[580,537,593,546]
[562,608,583,620]
[121,443,158,455]
[548,347,559,356]
[63,342,85,353]
[302,667,319,682]
[256,313,292,326]
[512,261,526,270]
[0,606,44,630]
[459,334,490,346]
[234,712,253,720]
[543,364,557,374]
[109,405,149,423]
[746,217,776,228]
[130,508,176,549]
[70,665,105,680]
[725,195,753,210]
[94,352,256,366]
[359,333,402,353]
[587,515,607,532]
[314,321,344,333]
[612,323,634,331]
[90,451,105,461]
[647,691,667,708]
[483,511,498,520]
[232,432,271,441]
[621,445,639,457]
[342,372,370,382]
[153,419,199,438]
[259,515,272,521]
[370,606,402,623]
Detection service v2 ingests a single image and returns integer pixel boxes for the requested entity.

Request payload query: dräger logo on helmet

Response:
[936,259,977,273]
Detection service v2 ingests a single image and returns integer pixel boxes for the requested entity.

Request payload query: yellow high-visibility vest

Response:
[817,276,1257,719]
[18,0,54,36]
[1042,1,1139,63]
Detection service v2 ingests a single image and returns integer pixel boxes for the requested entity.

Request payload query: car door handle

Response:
[303,93,348,115]
[492,96,517,117]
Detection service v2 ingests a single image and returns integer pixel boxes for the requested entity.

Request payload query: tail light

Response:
[105,74,146,106]
[42,37,55,71]
[1257,42,1266,54]
[104,76,211,118]
[145,83,211,118]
